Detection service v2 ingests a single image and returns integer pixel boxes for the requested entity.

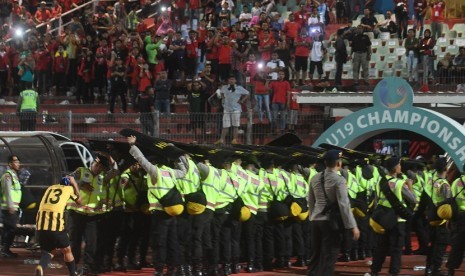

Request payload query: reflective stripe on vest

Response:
[202,166,220,211]
[177,159,201,196]
[147,167,177,211]
[452,177,465,211]
[20,89,38,111]
[216,169,238,209]
[377,176,406,222]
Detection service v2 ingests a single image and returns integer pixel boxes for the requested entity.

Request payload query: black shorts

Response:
[295,56,309,72]
[37,230,70,252]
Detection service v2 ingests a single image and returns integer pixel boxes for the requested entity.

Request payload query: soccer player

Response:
[34,176,81,276]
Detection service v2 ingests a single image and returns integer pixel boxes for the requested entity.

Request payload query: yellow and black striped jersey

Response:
[36,184,78,231]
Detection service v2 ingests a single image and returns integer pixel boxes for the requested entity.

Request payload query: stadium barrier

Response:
[0,111,331,145]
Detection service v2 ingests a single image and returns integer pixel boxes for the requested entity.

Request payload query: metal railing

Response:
[0,111,332,145]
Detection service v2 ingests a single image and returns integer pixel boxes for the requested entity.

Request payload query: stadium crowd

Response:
[1,0,464,118]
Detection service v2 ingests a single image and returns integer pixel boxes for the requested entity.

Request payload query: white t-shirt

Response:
[266,59,285,80]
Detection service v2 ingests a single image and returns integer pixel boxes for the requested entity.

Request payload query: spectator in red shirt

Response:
[258,29,274,62]
[287,82,300,133]
[126,46,140,109]
[35,1,52,23]
[294,3,310,28]
[34,43,51,95]
[266,70,290,133]
[53,44,68,96]
[76,51,94,103]
[217,35,232,82]
[94,39,110,103]
[294,31,311,85]
[50,0,62,29]
[10,0,23,25]
[253,67,272,124]
[283,13,301,50]
[0,42,10,98]
[136,56,152,97]
[185,30,199,79]
[430,0,445,40]
[205,28,220,73]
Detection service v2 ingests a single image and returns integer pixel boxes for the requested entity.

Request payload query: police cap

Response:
[385,157,400,171]
[324,150,342,163]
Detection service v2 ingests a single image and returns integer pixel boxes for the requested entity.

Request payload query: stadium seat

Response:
[383,68,395,77]
[379,32,391,41]
[375,14,385,23]
[456,38,465,47]
[452,23,465,37]
[276,4,288,14]
[282,11,292,20]
[395,47,406,57]
[437,37,448,46]
[286,0,298,11]
[386,39,399,48]
[343,64,352,73]
[323,40,331,49]
[446,45,459,55]
[342,70,353,79]
[445,30,457,39]
[375,60,386,70]
[371,39,381,53]
[323,62,336,72]
[352,19,361,27]
[441,23,450,36]
[369,68,378,78]
[423,24,431,35]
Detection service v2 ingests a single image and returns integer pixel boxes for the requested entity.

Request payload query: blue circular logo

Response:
[374,77,413,109]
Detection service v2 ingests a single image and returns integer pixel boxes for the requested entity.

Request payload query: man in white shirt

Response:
[266,51,285,80]
[239,5,252,29]
[309,34,326,82]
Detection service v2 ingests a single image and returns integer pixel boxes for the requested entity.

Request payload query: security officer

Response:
[241,158,263,272]
[127,135,187,276]
[368,157,416,276]
[195,156,221,276]
[445,164,465,276]
[274,161,294,269]
[115,162,147,271]
[308,150,359,276]
[354,161,379,259]
[339,167,361,262]
[211,156,240,276]
[95,158,124,273]
[176,154,201,275]
[255,157,275,271]
[16,86,39,131]
[410,161,430,255]
[0,155,22,258]
[259,157,288,271]
[425,158,451,276]
[350,25,371,86]
[286,161,309,267]
[67,154,110,276]
[230,156,253,273]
